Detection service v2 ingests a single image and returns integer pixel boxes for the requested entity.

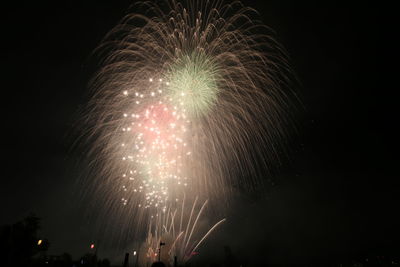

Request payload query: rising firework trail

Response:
[82,0,293,247]
[142,197,225,265]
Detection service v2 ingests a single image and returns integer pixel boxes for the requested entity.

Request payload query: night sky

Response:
[2,0,397,265]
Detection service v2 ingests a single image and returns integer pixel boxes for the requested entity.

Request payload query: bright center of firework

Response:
[166,52,219,118]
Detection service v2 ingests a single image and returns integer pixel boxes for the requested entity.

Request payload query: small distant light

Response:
[133,251,137,256]
[123,90,128,95]
[37,239,43,245]
[149,78,153,82]
[90,244,95,249]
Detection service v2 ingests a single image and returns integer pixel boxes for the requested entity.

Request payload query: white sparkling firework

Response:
[119,78,192,209]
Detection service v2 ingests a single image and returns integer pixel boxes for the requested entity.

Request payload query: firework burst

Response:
[83,0,293,246]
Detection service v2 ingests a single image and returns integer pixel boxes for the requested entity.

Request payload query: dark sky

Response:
[2,0,397,265]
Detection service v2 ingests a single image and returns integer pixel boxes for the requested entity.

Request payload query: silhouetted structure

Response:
[223,246,235,267]
[151,261,166,267]
[123,252,129,267]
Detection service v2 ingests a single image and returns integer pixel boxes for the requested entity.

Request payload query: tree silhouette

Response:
[0,213,48,267]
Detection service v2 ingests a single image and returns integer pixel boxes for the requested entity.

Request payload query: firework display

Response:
[85,0,292,262]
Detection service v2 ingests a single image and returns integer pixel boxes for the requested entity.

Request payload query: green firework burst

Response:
[165,52,219,118]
